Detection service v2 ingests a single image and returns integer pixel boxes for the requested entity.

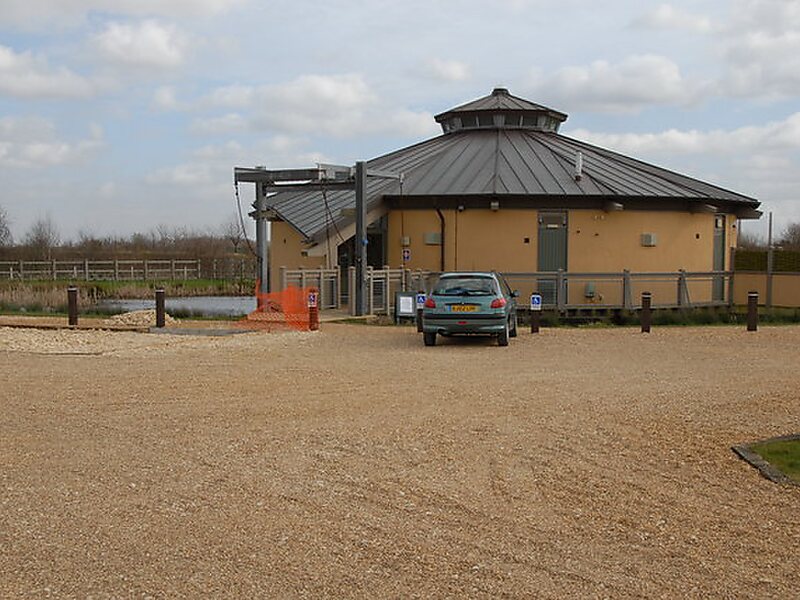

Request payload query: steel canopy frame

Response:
[233,163,401,316]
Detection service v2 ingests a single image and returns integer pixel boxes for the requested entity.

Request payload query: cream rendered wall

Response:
[568,210,733,305]
[568,210,720,272]
[387,209,538,271]
[388,207,740,304]
[389,208,734,272]
[269,221,327,291]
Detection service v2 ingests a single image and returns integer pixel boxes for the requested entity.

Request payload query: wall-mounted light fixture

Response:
[490,201,500,211]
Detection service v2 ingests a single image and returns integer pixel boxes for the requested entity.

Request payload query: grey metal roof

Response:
[266,92,759,243]
[434,87,567,123]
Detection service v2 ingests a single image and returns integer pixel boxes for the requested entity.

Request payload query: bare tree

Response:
[737,228,766,250]
[24,215,61,259]
[0,205,12,247]
[780,222,800,250]
[222,217,244,254]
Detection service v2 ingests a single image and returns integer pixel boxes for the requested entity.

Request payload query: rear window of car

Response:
[433,276,498,296]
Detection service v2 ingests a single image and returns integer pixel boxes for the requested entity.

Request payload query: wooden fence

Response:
[0,258,257,282]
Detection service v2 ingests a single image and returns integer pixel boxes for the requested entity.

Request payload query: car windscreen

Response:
[433,276,498,296]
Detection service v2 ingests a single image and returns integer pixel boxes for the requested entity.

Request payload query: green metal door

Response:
[538,211,568,305]
[713,215,726,302]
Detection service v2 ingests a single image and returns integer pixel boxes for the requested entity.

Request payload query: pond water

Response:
[99,296,257,317]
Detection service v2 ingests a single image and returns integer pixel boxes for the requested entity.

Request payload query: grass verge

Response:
[751,438,800,483]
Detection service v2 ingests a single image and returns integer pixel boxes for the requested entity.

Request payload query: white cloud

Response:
[570,113,800,157]
[568,113,800,226]
[147,137,327,188]
[0,45,96,99]
[0,117,104,168]
[190,113,247,135]
[152,86,184,110]
[632,4,713,33]
[205,84,254,109]
[92,20,187,69]
[419,58,471,82]
[0,0,244,28]
[718,1,800,99]
[201,74,439,138]
[530,54,707,112]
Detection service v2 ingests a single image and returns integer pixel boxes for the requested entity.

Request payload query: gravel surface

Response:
[1,323,798,598]
[102,309,178,328]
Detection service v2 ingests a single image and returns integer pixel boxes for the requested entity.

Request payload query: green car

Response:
[422,272,518,346]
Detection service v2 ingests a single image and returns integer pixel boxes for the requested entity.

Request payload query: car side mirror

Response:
[511,290,520,298]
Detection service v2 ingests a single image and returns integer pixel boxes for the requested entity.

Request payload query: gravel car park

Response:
[1,322,799,597]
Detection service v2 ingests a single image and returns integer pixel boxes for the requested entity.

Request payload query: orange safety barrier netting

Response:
[237,283,311,331]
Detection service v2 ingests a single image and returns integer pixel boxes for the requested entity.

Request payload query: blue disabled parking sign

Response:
[530,293,542,311]
[416,293,426,308]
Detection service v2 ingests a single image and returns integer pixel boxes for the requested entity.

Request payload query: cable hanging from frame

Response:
[234,180,258,257]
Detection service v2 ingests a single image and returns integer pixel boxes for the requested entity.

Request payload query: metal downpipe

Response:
[436,208,445,271]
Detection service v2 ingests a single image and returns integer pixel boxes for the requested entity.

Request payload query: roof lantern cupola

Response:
[434,87,568,134]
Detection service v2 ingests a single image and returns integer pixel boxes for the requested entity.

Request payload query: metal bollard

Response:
[530,292,542,334]
[308,288,319,331]
[67,286,78,327]
[641,292,652,333]
[747,291,758,332]
[531,311,540,334]
[416,289,424,333]
[155,288,166,328]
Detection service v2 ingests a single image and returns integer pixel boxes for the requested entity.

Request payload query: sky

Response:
[1,0,799,243]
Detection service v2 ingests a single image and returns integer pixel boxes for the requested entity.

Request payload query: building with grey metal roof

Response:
[242,87,759,296]
[265,87,758,247]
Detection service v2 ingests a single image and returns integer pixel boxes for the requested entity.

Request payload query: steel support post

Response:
[255,181,269,301]
[556,269,566,312]
[622,269,632,310]
[416,289,424,333]
[354,161,368,316]
[766,212,774,309]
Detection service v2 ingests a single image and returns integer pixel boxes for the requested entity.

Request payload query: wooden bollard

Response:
[155,288,166,328]
[747,291,758,332]
[308,288,319,331]
[67,286,78,327]
[416,290,424,333]
[641,292,652,333]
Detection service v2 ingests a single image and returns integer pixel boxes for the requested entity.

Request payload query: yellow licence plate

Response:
[450,304,478,312]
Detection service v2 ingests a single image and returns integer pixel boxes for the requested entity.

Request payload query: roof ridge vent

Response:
[492,87,509,96]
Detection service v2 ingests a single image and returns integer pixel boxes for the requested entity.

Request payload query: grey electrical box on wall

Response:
[424,232,442,245]
[641,233,657,247]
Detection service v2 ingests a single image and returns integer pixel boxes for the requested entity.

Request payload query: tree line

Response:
[737,222,800,251]
[0,207,253,261]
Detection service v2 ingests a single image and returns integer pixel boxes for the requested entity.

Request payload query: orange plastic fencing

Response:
[238,283,311,331]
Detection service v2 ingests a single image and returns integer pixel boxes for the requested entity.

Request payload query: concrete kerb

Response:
[732,433,800,487]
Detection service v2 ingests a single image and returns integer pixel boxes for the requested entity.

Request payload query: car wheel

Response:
[423,331,437,346]
[498,322,509,346]
[509,314,518,338]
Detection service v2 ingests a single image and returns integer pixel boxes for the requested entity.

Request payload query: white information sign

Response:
[399,295,414,315]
